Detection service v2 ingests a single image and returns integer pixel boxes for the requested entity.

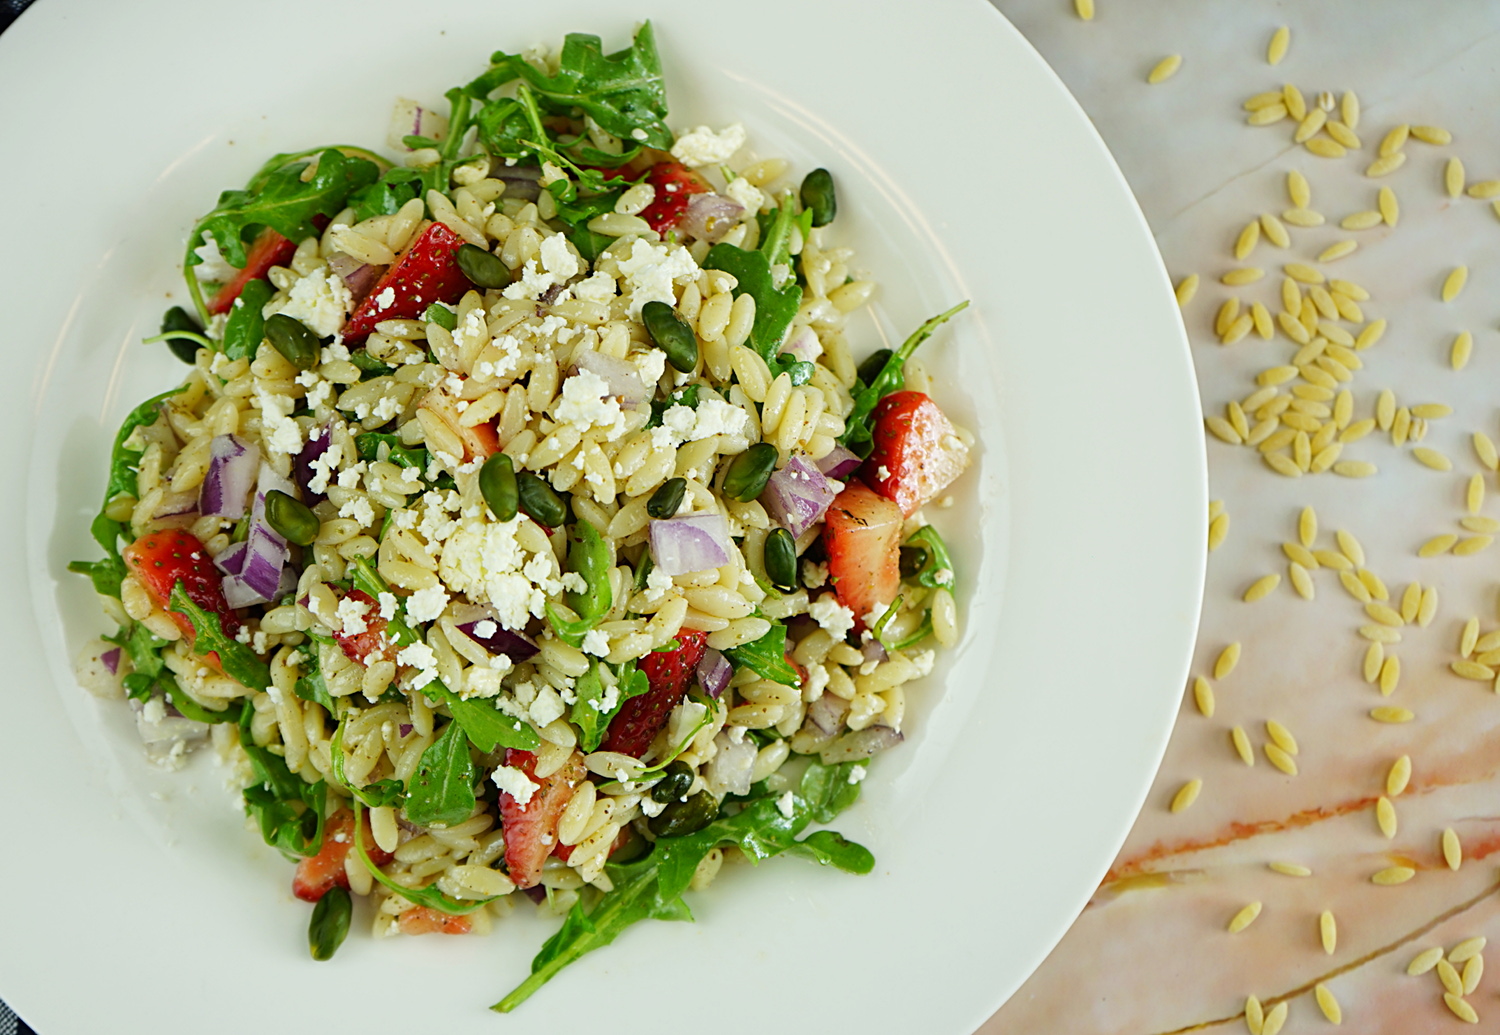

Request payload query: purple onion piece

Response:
[761,455,841,537]
[239,528,290,601]
[522,885,548,904]
[399,723,414,738]
[292,424,334,504]
[861,637,888,666]
[819,725,903,765]
[696,648,732,698]
[648,513,733,576]
[814,445,862,481]
[806,692,850,737]
[680,193,745,243]
[574,350,649,407]
[199,435,260,518]
[327,252,383,304]
[458,619,540,663]
[779,326,822,362]
[100,647,121,675]
[213,539,249,577]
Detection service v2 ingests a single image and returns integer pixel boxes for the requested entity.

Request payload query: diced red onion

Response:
[221,465,297,607]
[488,160,543,200]
[100,647,121,675]
[696,648,732,698]
[806,692,851,737]
[861,637,888,666]
[199,435,260,518]
[761,455,841,537]
[574,351,649,408]
[649,513,733,576]
[814,445,862,480]
[819,725,903,764]
[327,252,383,304]
[292,423,335,504]
[704,732,757,797]
[457,618,540,663]
[153,490,199,519]
[680,193,745,243]
[213,539,248,576]
[399,723,414,737]
[779,326,823,362]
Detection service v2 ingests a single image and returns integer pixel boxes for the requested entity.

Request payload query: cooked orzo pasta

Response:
[68,24,971,1011]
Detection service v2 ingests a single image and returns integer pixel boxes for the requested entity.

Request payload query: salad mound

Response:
[69,23,971,1010]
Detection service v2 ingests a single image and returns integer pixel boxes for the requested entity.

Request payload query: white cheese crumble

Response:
[405,585,449,624]
[491,764,540,806]
[910,649,936,678]
[377,592,399,621]
[805,662,830,701]
[669,123,747,168]
[272,267,352,338]
[724,176,764,215]
[802,560,829,589]
[192,237,236,282]
[473,619,497,639]
[848,764,868,785]
[436,516,565,631]
[616,238,700,318]
[659,397,751,450]
[809,595,856,640]
[255,387,303,458]
[775,791,797,819]
[581,628,611,657]
[396,641,439,689]
[554,369,628,440]
[335,595,371,635]
[528,685,566,728]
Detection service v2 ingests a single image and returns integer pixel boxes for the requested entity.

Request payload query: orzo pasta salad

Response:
[69,23,971,1010]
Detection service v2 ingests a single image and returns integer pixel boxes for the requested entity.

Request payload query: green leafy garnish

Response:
[292,645,336,712]
[329,721,405,808]
[160,674,235,725]
[220,278,274,361]
[67,386,187,597]
[354,432,429,470]
[722,623,800,687]
[840,300,969,456]
[546,519,612,647]
[403,719,478,828]
[570,658,651,753]
[904,525,956,591]
[168,583,272,691]
[423,302,458,331]
[494,760,872,1012]
[237,700,327,861]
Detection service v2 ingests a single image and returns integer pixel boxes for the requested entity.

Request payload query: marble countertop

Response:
[981,2,1500,1032]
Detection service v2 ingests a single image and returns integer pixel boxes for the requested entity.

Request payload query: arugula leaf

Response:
[722,623,800,687]
[238,700,327,861]
[570,658,651,753]
[473,24,671,153]
[67,386,187,597]
[329,722,405,808]
[194,149,380,270]
[840,300,969,455]
[351,800,496,915]
[422,302,458,331]
[292,645,336,712]
[905,525,956,591]
[494,759,872,1012]
[354,432,429,470]
[546,520,612,647]
[350,349,394,376]
[160,674,236,725]
[796,758,869,824]
[702,242,802,371]
[647,384,699,427]
[167,583,272,691]
[350,166,425,223]
[889,613,934,652]
[403,720,478,828]
[220,278,274,361]
[347,558,539,753]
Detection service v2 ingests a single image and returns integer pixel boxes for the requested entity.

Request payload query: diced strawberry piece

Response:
[417,386,501,461]
[123,529,241,644]
[499,749,587,889]
[291,809,393,902]
[397,906,473,935]
[207,228,297,315]
[330,589,399,667]
[639,160,711,235]
[822,483,903,628]
[860,391,970,517]
[601,630,710,757]
[342,222,473,343]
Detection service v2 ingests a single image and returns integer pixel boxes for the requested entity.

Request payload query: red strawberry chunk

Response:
[330,589,399,668]
[207,228,297,316]
[397,906,473,936]
[123,529,241,643]
[860,391,970,517]
[601,630,710,757]
[342,222,472,343]
[291,809,393,903]
[822,483,903,629]
[499,749,587,889]
[640,160,711,235]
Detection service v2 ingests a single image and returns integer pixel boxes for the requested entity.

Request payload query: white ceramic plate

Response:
[0,1,1203,1032]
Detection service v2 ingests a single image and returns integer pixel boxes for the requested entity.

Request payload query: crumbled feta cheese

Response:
[335,595,371,635]
[802,560,828,589]
[437,515,564,629]
[805,662,830,701]
[255,387,303,457]
[473,619,497,639]
[848,764,868,784]
[640,795,667,817]
[396,642,439,688]
[775,791,797,819]
[581,628,610,657]
[272,267,352,338]
[659,396,751,449]
[339,496,375,528]
[406,585,449,624]
[935,568,955,587]
[616,238,700,318]
[378,592,399,621]
[560,572,588,594]
[809,595,856,640]
[632,348,667,387]
[539,233,580,282]
[192,237,236,282]
[572,271,617,304]
[724,176,764,215]
[336,461,367,490]
[374,286,396,311]
[528,686,566,728]
[669,123,747,168]
[554,369,628,440]
[492,764,540,806]
[909,649,936,678]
